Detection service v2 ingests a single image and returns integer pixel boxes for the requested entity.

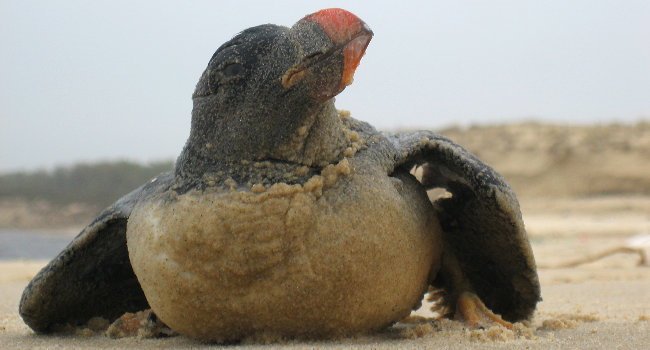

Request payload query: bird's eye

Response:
[223,63,243,77]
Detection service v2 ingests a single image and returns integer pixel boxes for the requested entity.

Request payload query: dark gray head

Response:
[177,9,373,178]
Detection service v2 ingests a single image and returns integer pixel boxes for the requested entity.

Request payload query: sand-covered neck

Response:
[266,102,349,168]
[175,99,352,181]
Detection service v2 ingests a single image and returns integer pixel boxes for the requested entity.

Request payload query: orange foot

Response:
[455,292,513,329]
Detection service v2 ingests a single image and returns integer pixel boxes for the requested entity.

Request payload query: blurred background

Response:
[0,1,649,262]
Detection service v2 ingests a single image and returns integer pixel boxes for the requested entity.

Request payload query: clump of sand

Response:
[538,313,599,331]
[392,310,601,343]
[105,310,175,339]
[50,317,111,337]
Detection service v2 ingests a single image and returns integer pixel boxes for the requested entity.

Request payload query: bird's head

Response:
[194,8,372,104]
[182,8,372,172]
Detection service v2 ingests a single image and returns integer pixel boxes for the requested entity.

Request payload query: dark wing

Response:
[19,171,174,332]
[389,131,540,322]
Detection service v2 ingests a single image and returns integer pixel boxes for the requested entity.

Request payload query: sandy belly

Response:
[127,172,439,342]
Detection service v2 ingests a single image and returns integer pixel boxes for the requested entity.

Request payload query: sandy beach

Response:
[1,194,649,349]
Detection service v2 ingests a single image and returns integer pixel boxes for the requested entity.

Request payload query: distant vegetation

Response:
[0,160,174,208]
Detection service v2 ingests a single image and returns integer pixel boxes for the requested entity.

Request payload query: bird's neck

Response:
[175,99,349,179]
[266,101,349,167]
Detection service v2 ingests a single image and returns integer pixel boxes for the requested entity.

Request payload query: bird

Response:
[19,8,540,343]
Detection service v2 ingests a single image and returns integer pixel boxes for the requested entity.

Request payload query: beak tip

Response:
[362,22,374,37]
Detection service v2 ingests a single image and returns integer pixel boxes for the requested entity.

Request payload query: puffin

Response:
[19,8,540,342]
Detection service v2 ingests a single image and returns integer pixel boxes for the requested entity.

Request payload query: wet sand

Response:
[1,195,649,349]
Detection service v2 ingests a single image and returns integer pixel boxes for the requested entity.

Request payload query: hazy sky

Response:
[1,1,649,172]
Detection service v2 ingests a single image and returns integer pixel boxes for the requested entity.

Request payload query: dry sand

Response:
[1,195,649,349]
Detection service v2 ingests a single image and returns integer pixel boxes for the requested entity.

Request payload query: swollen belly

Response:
[126,173,439,342]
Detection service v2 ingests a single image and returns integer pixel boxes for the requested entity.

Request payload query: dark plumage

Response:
[19,8,539,342]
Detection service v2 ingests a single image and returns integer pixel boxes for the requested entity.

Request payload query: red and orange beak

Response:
[302,8,373,91]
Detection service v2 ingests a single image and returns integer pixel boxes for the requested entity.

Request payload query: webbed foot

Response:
[455,292,513,329]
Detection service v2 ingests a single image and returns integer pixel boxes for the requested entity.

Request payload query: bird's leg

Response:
[432,249,514,329]
[454,292,513,329]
